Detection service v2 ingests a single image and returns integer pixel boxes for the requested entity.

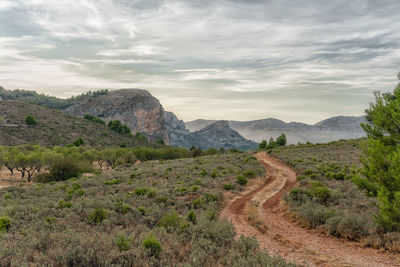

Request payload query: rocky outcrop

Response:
[170,120,257,150]
[186,116,367,144]
[165,111,186,131]
[65,89,169,143]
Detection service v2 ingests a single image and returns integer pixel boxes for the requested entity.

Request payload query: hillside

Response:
[186,116,367,144]
[0,152,293,266]
[0,101,150,147]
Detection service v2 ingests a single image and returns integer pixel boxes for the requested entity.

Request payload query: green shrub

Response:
[288,187,311,203]
[46,156,91,182]
[0,216,11,233]
[104,179,121,185]
[45,217,56,224]
[58,200,72,209]
[158,212,184,230]
[236,175,248,186]
[223,184,234,190]
[88,208,107,225]
[199,168,208,176]
[25,115,37,125]
[73,137,85,147]
[203,193,218,203]
[142,233,162,257]
[146,189,157,198]
[116,233,131,252]
[310,186,331,202]
[210,168,218,178]
[187,210,196,223]
[83,114,105,125]
[309,181,331,202]
[115,199,132,214]
[134,188,148,196]
[137,207,146,215]
[243,170,257,178]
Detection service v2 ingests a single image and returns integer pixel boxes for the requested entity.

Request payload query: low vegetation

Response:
[0,87,109,110]
[0,152,294,266]
[270,139,400,252]
[0,101,149,147]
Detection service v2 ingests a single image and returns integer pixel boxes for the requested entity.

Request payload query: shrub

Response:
[88,208,107,225]
[236,175,248,186]
[116,233,131,252]
[137,207,146,215]
[309,186,331,202]
[142,233,162,257]
[25,115,37,125]
[134,188,148,196]
[108,120,131,135]
[288,187,310,203]
[187,210,196,224]
[337,214,368,240]
[44,156,91,182]
[0,216,11,233]
[223,184,234,190]
[58,200,72,209]
[83,114,105,125]
[115,199,132,214]
[73,137,85,147]
[104,179,121,185]
[210,168,218,178]
[158,212,184,230]
[296,202,333,228]
[243,170,257,178]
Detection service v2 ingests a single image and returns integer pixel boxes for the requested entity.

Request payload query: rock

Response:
[170,120,257,150]
[165,111,186,131]
[65,89,169,143]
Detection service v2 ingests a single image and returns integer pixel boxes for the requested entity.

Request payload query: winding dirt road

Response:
[221,152,400,266]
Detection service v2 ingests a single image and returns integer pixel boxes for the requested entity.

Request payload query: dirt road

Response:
[220,152,400,266]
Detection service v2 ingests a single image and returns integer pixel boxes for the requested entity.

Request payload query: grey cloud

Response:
[0,0,399,123]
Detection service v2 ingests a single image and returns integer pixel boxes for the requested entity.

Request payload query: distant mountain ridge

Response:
[186,116,367,144]
[168,120,257,150]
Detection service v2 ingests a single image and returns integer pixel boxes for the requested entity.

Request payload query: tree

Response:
[73,137,85,147]
[25,115,37,125]
[4,149,17,175]
[276,133,287,146]
[357,74,400,231]
[259,140,267,149]
[156,139,165,145]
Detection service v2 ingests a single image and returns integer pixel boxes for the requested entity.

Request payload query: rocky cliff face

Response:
[65,89,169,143]
[170,120,257,150]
[186,116,367,144]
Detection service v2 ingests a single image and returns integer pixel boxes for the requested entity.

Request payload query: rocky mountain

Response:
[186,116,367,144]
[65,89,169,143]
[0,87,256,149]
[169,120,257,150]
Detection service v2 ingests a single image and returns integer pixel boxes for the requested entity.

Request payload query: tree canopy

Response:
[357,74,400,231]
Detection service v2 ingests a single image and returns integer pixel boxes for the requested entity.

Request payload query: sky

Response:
[0,0,399,124]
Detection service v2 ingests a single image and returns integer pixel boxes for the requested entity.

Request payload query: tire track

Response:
[221,152,400,266]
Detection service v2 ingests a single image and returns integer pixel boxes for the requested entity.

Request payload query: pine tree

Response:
[358,73,400,231]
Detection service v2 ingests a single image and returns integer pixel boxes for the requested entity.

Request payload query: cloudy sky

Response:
[0,0,399,123]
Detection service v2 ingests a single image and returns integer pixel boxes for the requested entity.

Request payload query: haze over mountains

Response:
[0,86,366,149]
[186,116,367,145]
